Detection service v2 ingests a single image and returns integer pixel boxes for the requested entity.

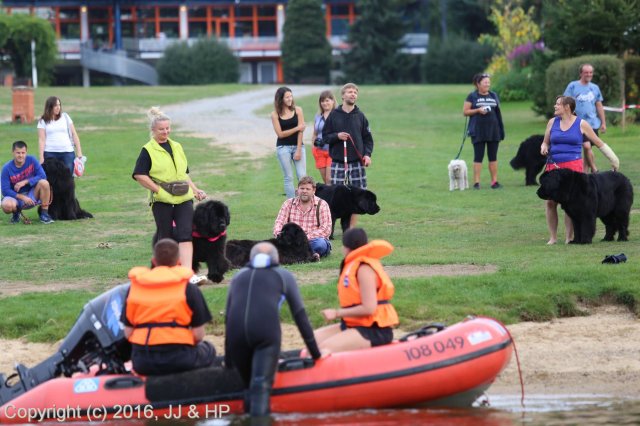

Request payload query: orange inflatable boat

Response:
[0,316,512,423]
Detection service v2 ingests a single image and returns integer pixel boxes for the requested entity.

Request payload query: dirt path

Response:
[1,88,638,399]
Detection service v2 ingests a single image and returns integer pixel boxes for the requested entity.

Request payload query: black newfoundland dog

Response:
[38,157,93,220]
[510,134,546,186]
[537,169,633,244]
[153,200,231,283]
[315,184,380,239]
[225,222,317,269]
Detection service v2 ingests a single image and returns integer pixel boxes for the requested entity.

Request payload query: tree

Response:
[157,39,238,85]
[344,0,408,84]
[542,0,640,57]
[424,0,494,41]
[478,0,541,75]
[281,0,332,83]
[1,14,57,85]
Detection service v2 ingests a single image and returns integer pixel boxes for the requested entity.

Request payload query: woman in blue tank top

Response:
[539,96,620,245]
[271,87,307,199]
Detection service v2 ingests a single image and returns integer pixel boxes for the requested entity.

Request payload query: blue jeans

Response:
[44,151,75,175]
[276,145,306,199]
[309,238,331,257]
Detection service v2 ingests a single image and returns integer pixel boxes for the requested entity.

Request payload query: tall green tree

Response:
[1,14,57,84]
[542,0,640,57]
[281,0,331,83]
[344,0,408,84]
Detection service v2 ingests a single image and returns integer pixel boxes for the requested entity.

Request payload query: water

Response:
[195,394,640,426]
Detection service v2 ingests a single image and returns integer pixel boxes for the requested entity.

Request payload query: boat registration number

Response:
[403,336,464,361]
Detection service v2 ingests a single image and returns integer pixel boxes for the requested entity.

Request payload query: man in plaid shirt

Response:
[273,176,332,260]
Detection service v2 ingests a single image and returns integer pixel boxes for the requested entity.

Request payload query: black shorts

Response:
[340,320,393,347]
[152,200,194,242]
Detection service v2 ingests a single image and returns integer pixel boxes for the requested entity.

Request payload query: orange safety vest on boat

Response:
[337,240,399,328]
[126,265,195,346]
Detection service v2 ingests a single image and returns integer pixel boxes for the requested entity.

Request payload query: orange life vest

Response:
[337,240,399,328]
[126,265,195,346]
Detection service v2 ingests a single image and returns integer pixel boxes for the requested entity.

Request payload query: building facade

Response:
[2,1,425,85]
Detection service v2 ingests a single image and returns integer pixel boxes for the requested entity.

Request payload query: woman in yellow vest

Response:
[315,228,399,354]
[133,107,207,268]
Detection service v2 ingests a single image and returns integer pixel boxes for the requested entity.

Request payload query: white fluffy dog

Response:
[448,159,468,191]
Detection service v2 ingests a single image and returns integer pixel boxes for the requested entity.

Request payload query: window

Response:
[258,21,276,37]
[189,7,207,18]
[189,22,208,38]
[234,21,253,37]
[89,8,109,20]
[159,7,178,19]
[159,22,179,38]
[257,6,276,17]
[60,23,80,38]
[331,18,349,36]
[235,6,253,18]
[330,5,350,15]
[59,7,79,20]
[212,7,230,18]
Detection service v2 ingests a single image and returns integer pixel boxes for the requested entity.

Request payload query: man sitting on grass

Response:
[1,140,53,224]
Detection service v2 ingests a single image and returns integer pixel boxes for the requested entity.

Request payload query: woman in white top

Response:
[37,96,83,174]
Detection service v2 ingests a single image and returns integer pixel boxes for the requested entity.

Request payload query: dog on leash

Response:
[448,159,468,191]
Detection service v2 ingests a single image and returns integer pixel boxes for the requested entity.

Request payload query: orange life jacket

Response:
[337,240,399,328]
[126,265,195,346]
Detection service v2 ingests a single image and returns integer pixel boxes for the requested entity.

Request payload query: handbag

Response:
[158,181,190,196]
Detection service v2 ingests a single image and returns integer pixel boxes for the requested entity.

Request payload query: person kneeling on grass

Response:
[1,140,53,224]
[314,228,399,353]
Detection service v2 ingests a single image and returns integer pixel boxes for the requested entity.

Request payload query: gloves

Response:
[598,144,619,171]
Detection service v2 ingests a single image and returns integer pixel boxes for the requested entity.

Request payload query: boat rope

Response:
[480,316,525,409]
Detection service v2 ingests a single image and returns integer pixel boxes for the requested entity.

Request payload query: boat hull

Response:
[0,317,512,423]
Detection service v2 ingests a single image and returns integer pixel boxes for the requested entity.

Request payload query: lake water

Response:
[197,394,640,425]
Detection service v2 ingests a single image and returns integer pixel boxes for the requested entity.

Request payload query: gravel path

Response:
[164,85,330,158]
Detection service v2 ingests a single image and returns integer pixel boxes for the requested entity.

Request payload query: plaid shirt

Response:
[273,196,332,240]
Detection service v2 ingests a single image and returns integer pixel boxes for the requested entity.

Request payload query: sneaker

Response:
[312,253,321,262]
[10,211,21,224]
[39,212,54,224]
[189,274,208,286]
[491,182,502,189]
[473,183,480,190]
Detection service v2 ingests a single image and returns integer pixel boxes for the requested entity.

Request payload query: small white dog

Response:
[448,159,469,191]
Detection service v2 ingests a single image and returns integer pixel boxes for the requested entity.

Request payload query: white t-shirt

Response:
[37,113,74,153]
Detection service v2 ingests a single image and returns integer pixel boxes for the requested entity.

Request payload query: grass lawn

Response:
[0,84,638,342]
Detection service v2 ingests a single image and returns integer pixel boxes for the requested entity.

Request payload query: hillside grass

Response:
[0,84,638,342]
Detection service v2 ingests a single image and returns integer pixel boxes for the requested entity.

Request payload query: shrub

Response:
[423,37,493,84]
[157,39,238,85]
[624,56,640,123]
[491,68,532,102]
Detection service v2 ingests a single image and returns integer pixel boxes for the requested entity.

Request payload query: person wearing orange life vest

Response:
[314,228,399,353]
[122,238,216,375]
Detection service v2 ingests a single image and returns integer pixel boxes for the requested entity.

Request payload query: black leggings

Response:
[473,141,499,163]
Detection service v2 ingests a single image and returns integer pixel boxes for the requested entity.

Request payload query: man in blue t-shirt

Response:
[1,140,54,224]
[563,63,607,173]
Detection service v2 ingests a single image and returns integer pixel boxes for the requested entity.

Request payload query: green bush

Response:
[530,48,559,117]
[491,67,532,101]
[423,36,493,84]
[157,39,239,85]
[544,55,623,118]
[624,56,640,123]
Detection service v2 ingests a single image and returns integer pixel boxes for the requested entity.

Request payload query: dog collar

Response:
[192,229,226,242]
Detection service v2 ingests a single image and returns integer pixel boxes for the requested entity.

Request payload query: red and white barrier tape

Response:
[603,104,640,113]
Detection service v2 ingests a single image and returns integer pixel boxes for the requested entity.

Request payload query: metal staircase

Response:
[80,45,158,85]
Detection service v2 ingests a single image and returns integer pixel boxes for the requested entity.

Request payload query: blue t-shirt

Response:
[549,117,583,163]
[1,155,47,199]
[564,81,603,130]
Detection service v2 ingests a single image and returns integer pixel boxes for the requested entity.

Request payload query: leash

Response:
[454,117,468,160]
[343,135,366,186]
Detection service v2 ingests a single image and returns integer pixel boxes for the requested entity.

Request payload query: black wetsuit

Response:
[225,262,321,415]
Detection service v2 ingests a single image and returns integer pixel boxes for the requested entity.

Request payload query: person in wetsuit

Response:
[224,242,321,417]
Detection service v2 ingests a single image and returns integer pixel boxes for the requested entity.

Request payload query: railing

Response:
[80,44,158,85]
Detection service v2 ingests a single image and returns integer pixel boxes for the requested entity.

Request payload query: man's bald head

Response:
[250,242,279,267]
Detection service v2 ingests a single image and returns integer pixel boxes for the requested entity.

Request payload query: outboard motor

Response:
[0,284,132,405]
